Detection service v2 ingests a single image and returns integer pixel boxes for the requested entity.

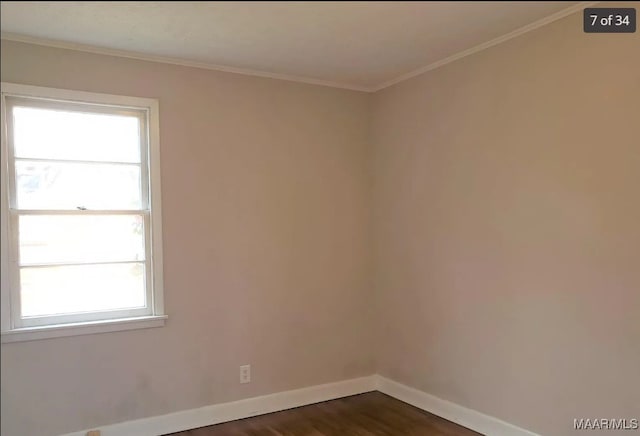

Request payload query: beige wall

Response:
[0,40,374,436]
[372,7,639,436]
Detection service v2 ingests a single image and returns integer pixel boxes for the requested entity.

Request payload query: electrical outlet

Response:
[240,364,251,384]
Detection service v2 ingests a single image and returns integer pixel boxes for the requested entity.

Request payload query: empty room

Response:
[0,1,638,435]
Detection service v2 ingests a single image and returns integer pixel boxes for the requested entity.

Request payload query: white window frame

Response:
[1,83,166,343]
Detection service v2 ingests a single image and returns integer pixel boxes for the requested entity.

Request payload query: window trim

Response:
[5,99,152,328]
[1,83,165,342]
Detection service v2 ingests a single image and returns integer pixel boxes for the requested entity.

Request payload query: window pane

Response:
[20,263,146,317]
[15,160,142,210]
[19,215,145,265]
[13,106,141,163]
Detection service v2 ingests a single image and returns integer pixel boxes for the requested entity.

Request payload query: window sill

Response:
[1,315,167,343]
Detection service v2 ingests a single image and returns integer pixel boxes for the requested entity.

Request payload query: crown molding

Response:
[1,1,598,94]
[372,1,600,91]
[0,32,372,93]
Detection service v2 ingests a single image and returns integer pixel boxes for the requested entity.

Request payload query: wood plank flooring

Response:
[167,391,480,436]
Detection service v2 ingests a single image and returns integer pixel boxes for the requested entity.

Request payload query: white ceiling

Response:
[1,1,586,91]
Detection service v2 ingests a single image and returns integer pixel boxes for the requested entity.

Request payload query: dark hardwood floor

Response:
[167,391,480,436]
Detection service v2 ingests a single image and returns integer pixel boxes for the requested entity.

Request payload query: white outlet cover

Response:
[240,365,251,384]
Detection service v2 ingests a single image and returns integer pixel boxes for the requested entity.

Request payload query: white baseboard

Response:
[62,375,539,436]
[61,376,376,436]
[375,375,539,436]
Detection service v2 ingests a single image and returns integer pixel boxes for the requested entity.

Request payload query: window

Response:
[1,83,165,342]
